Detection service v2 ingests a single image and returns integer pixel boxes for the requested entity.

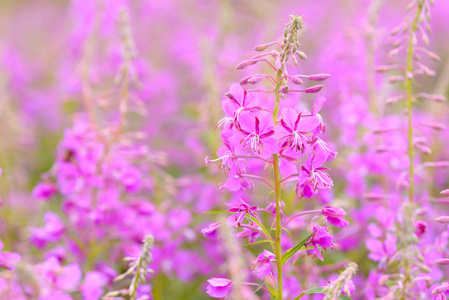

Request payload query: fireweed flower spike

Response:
[369,0,445,298]
[205,15,344,299]
[105,235,154,300]
[322,262,358,300]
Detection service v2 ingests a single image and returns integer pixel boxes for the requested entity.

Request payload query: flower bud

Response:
[388,76,405,83]
[235,60,255,70]
[363,193,384,201]
[296,51,308,59]
[417,263,431,273]
[387,258,401,272]
[432,283,449,294]
[248,76,264,85]
[386,96,404,104]
[280,86,289,94]
[254,44,268,51]
[305,85,324,94]
[390,25,401,36]
[375,65,394,73]
[309,74,330,81]
[436,259,449,265]
[419,121,445,131]
[422,32,430,45]
[436,216,449,224]
[431,95,446,102]
[428,51,440,61]
[239,75,252,85]
[290,76,303,85]
[388,48,400,57]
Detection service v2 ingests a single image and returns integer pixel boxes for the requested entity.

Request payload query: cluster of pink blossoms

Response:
[204,15,352,299]
[209,83,334,198]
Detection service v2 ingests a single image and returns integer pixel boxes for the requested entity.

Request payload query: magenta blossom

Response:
[30,212,65,248]
[0,239,21,270]
[221,172,254,192]
[79,271,108,300]
[223,84,259,119]
[253,250,276,279]
[225,199,259,227]
[230,112,278,159]
[414,220,427,238]
[322,206,349,228]
[276,108,319,153]
[366,234,397,261]
[201,222,220,240]
[296,151,333,198]
[211,139,247,175]
[206,278,232,299]
[33,182,58,200]
[236,226,260,243]
[307,225,334,261]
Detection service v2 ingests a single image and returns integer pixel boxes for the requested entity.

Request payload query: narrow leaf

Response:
[203,210,229,215]
[281,231,314,266]
[244,239,272,246]
[295,287,353,300]
[249,215,272,239]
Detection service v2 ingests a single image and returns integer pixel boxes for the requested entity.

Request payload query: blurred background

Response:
[0,0,448,299]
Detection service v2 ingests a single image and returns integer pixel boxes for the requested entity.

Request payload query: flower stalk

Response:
[405,0,424,204]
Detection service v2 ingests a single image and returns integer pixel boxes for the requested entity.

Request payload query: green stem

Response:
[405,1,423,204]
[272,69,283,299]
[401,3,423,299]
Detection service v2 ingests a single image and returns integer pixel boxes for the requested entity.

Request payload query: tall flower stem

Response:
[401,3,424,298]
[272,69,283,299]
[405,1,423,204]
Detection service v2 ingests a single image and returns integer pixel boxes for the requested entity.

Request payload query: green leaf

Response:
[203,210,229,215]
[252,281,265,294]
[295,287,353,300]
[280,231,314,266]
[244,239,272,246]
[281,227,295,240]
[249,215,272,239]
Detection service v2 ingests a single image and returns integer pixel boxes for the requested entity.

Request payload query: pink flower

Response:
[307,225,333,261]
[276,108,319,153]
[30,213,65,248]
[253,250,276,279]
[322,206,349,228]
[0,240,21,270]
[37,257,81,296]
[201,222,220,240]
[213,139,247,175]
[366,234,397,261]
[221,173,253,192]
[414,220,427,238]
[32,182,58,200]
[80,271,108,300]
[236,226,260,243]
[206,278,232,299]
[296,151,333,198]
[225,199,258,227]
[222,84,259,119]
[230,112,278,159]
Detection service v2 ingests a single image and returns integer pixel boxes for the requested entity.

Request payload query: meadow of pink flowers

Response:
[0,0,449,299]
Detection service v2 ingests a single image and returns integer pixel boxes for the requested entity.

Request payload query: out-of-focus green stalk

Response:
[272,69,283,299]
[405,1,423,204]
